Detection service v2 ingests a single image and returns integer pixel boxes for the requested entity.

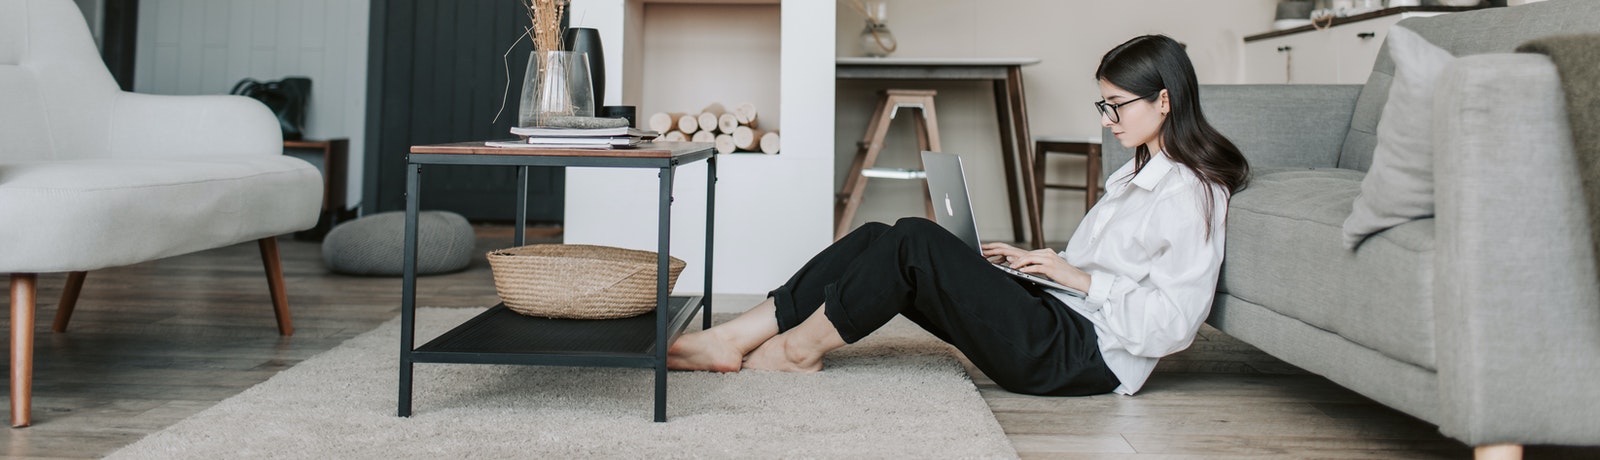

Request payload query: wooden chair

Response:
[1,0,322,427]
[1026,137,1103,248]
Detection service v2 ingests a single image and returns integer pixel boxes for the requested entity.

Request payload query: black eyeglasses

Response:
[1094,94,1152,124]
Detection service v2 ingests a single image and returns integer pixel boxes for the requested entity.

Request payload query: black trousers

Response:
[768,217,1119,396]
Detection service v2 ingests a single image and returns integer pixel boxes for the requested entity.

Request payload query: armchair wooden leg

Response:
[51,271,86,333]
[1475,444,1523,460]
[10,274,37,427]
[257,237,293,336]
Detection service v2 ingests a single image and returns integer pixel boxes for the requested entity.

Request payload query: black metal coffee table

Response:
[398,141,716,422]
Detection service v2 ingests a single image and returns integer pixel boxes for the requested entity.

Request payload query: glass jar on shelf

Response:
[855,1,897,58]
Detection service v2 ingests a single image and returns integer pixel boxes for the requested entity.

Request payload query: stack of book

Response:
[485,126,659,149]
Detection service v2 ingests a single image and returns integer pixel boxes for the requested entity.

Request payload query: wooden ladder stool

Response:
[836,89,942,239]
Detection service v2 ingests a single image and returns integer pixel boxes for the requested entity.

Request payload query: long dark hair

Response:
[1096,35,1249,238]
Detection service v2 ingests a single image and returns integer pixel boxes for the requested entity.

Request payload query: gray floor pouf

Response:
[321,210,475,276]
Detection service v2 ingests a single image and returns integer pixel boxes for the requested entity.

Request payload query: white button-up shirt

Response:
[1049,151,1228,395]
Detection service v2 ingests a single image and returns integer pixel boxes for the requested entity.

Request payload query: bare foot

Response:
[742,335,823,373]
[667,330,743,373]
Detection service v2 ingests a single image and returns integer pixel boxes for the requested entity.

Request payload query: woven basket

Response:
[486,244,686,319]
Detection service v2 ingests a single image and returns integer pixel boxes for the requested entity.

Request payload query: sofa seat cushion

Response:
[1222,168,1436,370]
[0,156,322,273]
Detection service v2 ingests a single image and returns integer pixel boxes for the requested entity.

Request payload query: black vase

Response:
[562,28,605,106]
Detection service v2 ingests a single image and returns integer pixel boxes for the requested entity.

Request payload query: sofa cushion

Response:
[0,156,322,273]
[1223,168,1436,370]
[0,0,24,65]
[0,69,52,161]
[1342,26,1455,249]
[1338,0,1600,172]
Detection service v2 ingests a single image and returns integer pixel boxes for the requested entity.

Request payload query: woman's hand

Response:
[980,242,1027,264]
[980,243,1092,292]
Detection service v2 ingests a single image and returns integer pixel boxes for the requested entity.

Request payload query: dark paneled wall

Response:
[365,0,564,223]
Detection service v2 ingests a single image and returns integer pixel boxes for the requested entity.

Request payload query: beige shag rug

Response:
[108,308,1016,459]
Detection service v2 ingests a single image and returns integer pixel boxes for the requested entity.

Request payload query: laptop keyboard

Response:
[991,261,1085,297]
[993,262,1038,279]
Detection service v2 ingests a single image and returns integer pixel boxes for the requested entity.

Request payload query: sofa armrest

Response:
[1101,84,1361,184]
[1432,53,1600,446]
[105,92,282,159]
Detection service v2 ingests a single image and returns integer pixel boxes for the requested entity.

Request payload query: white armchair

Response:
[0,0,322,426]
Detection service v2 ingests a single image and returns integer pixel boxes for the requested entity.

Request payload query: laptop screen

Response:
[920,151,985,252]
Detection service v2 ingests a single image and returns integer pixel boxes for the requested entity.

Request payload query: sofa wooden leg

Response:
[10,273,37,427]
[1475,443,1522,460]
[257,237,294,336]
[51,271,86,333]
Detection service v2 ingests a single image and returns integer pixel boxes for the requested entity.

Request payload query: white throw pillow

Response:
[1342,25,1456,249]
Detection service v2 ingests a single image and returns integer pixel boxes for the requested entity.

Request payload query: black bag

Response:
[230,77,311,141]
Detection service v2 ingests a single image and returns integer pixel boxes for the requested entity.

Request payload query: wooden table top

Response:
[409,141,715,159]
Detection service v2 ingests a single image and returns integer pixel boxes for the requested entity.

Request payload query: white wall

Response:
[834,0,1277,245]
[567,0,835,296]
[134,0,369,210]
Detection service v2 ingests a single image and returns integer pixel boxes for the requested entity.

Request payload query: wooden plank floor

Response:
[0,227,1595,459]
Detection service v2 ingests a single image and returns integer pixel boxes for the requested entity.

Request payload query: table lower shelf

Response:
[411,296,703,368]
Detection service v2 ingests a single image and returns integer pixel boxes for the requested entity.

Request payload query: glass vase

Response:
[859,1,896,58]
[518,50,595,127]
[860,22,897,58]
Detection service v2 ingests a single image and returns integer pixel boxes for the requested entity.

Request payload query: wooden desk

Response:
[837,57,1042,246]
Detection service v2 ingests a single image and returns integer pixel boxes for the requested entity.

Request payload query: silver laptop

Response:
[921,151,1087,298]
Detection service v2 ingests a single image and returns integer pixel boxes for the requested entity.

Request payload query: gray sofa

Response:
[1101,2,1599,454]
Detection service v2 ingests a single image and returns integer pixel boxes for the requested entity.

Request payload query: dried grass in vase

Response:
[521,0,568,53]
[497,0,574,126]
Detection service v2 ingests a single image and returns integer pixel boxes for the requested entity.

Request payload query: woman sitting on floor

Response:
[669,34,1249,396]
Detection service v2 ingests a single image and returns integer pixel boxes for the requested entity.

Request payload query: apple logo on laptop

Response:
[944,193,955,216]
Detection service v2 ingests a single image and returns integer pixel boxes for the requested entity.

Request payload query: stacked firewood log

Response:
[649,102,779,154]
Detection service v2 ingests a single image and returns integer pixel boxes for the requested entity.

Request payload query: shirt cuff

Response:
[1085,270,1115,312]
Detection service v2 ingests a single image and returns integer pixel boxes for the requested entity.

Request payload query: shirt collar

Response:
[1131,151,1175,191]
